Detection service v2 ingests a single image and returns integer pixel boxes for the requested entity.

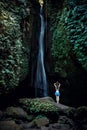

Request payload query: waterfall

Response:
[35,6,48,97]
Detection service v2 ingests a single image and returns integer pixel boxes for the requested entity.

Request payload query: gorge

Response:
[0,0,87,130]
[0,0,87,107]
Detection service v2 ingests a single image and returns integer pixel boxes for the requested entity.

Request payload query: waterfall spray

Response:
[35,3,48,97]
[39,0,44,6]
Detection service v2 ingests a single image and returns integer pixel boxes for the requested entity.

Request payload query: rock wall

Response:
[0,0,33,95]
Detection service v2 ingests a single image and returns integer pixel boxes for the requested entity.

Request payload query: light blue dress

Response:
[55,90,60,96]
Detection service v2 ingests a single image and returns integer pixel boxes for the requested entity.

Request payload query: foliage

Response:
[19,98,60,115]
[65,2,87,70]
[50,8,77,76]
[50,0,87,75]
[0,6,23,94]
[0,0,32,95]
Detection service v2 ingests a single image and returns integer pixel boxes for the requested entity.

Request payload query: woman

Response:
[54,81,61,104]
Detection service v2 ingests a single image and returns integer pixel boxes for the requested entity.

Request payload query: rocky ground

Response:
[0,97,87,130]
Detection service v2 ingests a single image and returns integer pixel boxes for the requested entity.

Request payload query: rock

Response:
[6,106,28,119]
[48,115,77,130]
[41,126,49,130]
[23,128,41,130]
[0,110,3,119]
[0,120,22,130]
[56,103,70,110]
[49,123,76,130]
[33,117,49,127]
[39,96,55,102]
[19,97,72,123]
[75,106,87,120]
[21,121,35,129]
[58,116,76,129]
[82,124,87,130]
[19,96,70,113]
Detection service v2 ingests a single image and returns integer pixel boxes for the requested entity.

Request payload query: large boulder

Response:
[18,96,71,122]
[6,106,28,119]
[0,120,22,130]
[33,116,49,127]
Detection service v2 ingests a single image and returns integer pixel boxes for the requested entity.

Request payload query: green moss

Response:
[19,98,61,116]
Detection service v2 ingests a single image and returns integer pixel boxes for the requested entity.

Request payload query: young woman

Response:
[54,81,61,104]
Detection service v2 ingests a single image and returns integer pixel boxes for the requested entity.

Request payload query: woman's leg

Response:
[56,96,59,104]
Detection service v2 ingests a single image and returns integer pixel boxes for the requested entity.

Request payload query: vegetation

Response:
[50,0,87,76]
[0,7,23,94]
[0,0,87,97]
[66,1,87,70]
[19,98,61,116]
[0,0,32,95]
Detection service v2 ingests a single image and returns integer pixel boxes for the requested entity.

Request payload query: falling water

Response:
[35,6,48,97]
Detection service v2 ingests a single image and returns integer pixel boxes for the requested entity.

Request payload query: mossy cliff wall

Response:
[0,0,34,95]
[44,0,87,106]
[45,0,87,77]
